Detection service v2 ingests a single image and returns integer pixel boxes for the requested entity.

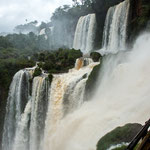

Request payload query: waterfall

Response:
[42,33,150,150]
[102,0,130,53]
[12,101,31,150]
[43,58,99,150]
[2,70,31,150]
[2,58,99,150]
[2,69,49,150]
[73,14,96,53]
[29,76,49,150]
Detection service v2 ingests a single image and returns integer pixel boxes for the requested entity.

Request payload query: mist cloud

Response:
[0,0,73,32]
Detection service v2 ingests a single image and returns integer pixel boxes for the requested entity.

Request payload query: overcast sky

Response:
[0,0,73,33]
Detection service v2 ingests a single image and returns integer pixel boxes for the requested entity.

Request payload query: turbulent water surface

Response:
[43,33,150,150]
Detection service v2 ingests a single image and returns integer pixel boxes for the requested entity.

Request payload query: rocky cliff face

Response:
[128,0,150,44]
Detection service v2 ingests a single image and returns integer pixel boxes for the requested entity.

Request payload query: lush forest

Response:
[0,0,97,93]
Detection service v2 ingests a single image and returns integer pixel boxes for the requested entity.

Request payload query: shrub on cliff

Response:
[33,67,42,78]
[96,123,142,150]
[90,52,102,62]
[37,48,82,73]
[48,73,53,83]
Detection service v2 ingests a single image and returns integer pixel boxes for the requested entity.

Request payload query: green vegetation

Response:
[48,74,53,83]
[0,33,82,90]
[0,37,36,148]
[37,48,82,74]
[33,67,42,78]
[5,32,50,51]
[14,20,38,34]
[0,32,82,147]
[90,52,102,62]
[96,123,142,150]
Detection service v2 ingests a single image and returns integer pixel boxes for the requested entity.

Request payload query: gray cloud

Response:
[0,0,73,32]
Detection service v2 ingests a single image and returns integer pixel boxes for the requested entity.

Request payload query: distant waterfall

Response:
[73,14,96,53]
[102,0,130,53]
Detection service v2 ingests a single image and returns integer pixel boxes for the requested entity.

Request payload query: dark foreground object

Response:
[96,123,142,150]
[126,119,150,150]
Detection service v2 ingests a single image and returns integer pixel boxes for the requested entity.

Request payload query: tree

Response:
[72,0,92,6]
[14,20,38,34]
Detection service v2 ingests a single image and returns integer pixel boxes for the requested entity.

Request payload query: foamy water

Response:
[43,33,150,150]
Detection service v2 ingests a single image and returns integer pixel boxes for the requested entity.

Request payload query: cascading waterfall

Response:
[2,70,31,150]
[29,76,49,150]
[43,58,99,150]
[41,0,150,150]
[12,101,31,150]
[2,69,50,150]
[2,58,98,150]
[73,14,96,53]
[102,0,130,53]
[42,33,150,150]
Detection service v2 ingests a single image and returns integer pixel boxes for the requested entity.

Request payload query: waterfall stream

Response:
[2,70,31,150]
[73,14,96,53]
[42,33,150,150]
[102,0,130,53]
[2,58,98,150]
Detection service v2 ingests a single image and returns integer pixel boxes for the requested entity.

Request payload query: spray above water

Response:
[43,33,150,150]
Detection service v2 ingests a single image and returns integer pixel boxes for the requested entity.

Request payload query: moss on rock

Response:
[85,62,101,101]
[33,67,42,78]
[96,123,142,150]
[90,52,102,62]
[48,73,53,83]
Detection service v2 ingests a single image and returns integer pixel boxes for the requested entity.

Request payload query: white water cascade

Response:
[2,58,98,150]
[42,33,150,150]
[29,76,49,150]
[102,0,130,53]
[73,14,97,53]
[2,69,50,150]
[2,70,31,150]
[43,58,99,149]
